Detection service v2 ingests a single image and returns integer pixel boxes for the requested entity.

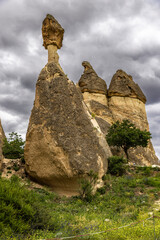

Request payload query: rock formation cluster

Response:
[78,64,158,165]
[24,14,112,196]
[16,14,159,195]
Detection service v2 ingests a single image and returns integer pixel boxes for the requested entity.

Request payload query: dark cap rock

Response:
[42,14,64,49]
[78,61,107,95]
[108,69,146,103]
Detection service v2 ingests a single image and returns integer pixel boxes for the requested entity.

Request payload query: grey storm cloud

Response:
[0,0,160,158]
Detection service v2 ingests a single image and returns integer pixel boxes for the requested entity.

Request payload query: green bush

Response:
[97,186,106,195]
[107,156,127,176]
[2,132,25,159]
[0,175,58,238]
[79,170,98,202]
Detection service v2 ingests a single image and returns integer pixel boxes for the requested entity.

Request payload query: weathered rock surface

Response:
[78,61,107,95]
[0,120,5,170]
[108,69,146,103]
[108,70,158,165]
[42,14,64,50]
[25,62,111,195]
[25,15,112,196]
[78,61,113,127]
[78,65,158,166]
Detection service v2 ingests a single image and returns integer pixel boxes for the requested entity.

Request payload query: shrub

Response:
[2,132,25,159]
[0,176,59,238]
[107,156,127,176]
[97,186,106,195]
[79,170,98,202]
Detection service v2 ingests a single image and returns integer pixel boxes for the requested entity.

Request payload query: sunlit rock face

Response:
[0,120,5,170]
[108,70,158,165]
[25,15,112,196]
[78,66,159,166]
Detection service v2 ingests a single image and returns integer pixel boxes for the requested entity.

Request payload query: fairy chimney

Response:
[42,14,64,63]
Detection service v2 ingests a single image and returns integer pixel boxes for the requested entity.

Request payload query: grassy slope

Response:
[1,166,160,240]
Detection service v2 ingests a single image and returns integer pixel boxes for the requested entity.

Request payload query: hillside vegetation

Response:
[1,166,160,240]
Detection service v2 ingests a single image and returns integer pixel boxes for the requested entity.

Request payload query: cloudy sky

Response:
[0,0,160,159]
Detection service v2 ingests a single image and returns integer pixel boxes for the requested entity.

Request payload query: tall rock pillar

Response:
[108,69,158,165]
[24,15,111,196]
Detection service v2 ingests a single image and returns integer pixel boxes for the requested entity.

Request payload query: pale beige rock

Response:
[78,62,113,130]
[83,92,108,106]
[108,70,158,165]
[78,65,158,166]
[47,45,59,63]
[108,96,148,130]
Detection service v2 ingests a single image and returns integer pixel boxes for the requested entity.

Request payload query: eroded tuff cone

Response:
[108,69,158,165]
[42,14,64,49]
[0,120,5,170]
[108,69,147,129]
[78,61,113,129]
[108,69,146,103]
[78,61,107,95]
[25,62,111,196]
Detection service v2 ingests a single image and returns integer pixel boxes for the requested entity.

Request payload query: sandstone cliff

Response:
[25,15,112,196]
[78,65,158,166]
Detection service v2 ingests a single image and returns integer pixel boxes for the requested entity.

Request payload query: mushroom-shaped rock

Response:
[42,14,64,49]
[78,61,107,95]
[78,61,113,131]
[108,69,146,103]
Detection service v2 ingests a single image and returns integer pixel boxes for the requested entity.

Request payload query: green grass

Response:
[1,166,160,239]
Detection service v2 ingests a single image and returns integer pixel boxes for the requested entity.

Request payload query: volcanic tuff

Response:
[25,14,111,196]
[78,65,158,165]
[24,14,158,196]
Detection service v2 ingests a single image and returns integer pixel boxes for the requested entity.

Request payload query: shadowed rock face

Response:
[108,69,146,103]
[42,14,64,49]
[78,61,107,94]
[25,62,111,195]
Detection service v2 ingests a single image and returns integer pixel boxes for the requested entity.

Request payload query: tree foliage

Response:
[106,120,151,159]
[107,156,127,176]
[2,132,25,159]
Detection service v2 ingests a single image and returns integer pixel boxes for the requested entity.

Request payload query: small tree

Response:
[2,132,25,159]
[106,120,151,160]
